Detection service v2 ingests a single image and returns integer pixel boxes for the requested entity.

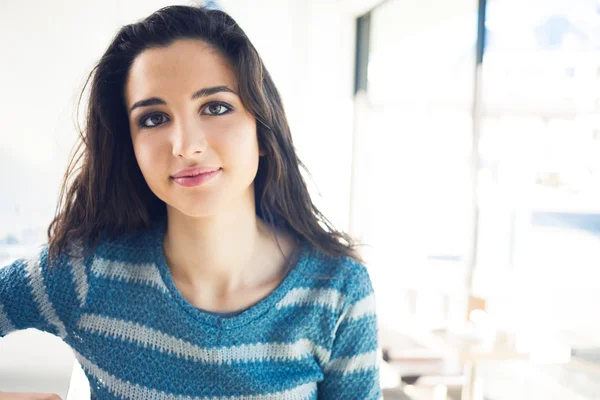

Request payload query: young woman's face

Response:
[125,39,262,218]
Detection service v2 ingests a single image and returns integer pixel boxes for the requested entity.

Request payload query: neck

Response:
[162,196,282,295]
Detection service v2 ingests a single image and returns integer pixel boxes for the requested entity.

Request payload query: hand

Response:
[0,393,61,400]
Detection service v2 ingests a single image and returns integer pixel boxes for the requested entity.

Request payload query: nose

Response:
[171,117,208,159]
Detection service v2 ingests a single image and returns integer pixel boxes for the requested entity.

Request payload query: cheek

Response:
[132,138,162,179]
[213,120,260,165]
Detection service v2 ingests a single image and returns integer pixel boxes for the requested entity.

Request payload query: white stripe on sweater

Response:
[70,255,89,308]
[24,255,67,338]
[78,313,331,365]
[324,350,379,375]
[346,293,376,321]
[275,288,345,312]
[73,349,318,400]
[90,256,168,293]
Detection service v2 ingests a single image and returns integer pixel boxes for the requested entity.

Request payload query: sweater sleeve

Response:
[318,263,383,400]
[0,243,86,340]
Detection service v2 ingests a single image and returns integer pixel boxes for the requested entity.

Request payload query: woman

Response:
[0,5,381,399]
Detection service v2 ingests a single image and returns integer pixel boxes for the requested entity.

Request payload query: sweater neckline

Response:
[151,217,307,330]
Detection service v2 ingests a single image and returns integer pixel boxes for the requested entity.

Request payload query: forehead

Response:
[124,39,236,105]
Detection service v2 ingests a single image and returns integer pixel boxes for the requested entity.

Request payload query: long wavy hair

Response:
[47,4,362,267]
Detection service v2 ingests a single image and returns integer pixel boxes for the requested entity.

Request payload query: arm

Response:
[0,244,83,339]
[0,245,84,399]
[318,267,383,400]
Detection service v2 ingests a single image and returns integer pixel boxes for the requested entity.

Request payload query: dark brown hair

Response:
[47,5,363,267]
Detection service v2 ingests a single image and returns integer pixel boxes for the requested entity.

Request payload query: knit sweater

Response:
[0,218,382,399]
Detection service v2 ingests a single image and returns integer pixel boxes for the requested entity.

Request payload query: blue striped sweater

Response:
[0,218,382,399]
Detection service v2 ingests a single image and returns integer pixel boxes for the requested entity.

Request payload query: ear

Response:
[258,145,266,157]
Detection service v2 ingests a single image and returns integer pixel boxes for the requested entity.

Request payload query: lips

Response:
[171,166,220,179]
[180,171,205,178]
[171,168,221,187]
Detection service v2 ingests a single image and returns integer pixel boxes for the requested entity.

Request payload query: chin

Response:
[169,202,222,219]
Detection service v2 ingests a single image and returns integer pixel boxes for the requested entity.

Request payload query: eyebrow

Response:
[128,86,237,114]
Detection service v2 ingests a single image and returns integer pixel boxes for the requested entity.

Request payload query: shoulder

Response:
[98,222,159,255]
[298,241,376,305]
[71,220,163,273]
[17,221,162,284]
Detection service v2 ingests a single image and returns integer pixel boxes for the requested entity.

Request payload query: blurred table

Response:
[381,327,571,400]
[431,329,571,400]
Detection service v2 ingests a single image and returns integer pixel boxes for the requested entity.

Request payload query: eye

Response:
[138,113,168,129]
[201,102,233,116]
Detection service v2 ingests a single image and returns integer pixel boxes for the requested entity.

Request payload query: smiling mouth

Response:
[171,168,222,187]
